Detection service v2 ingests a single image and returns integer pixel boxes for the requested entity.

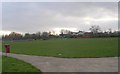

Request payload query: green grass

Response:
[2,38,118,58]
[2,56,41,72]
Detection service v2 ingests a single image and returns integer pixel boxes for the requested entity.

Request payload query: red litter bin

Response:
[4,44,10,55]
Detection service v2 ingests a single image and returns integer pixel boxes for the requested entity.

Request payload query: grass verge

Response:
[2,56,41,72]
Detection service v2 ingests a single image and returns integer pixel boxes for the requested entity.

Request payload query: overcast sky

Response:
[1,2,118,35]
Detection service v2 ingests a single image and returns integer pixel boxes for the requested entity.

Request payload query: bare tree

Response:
[89,25,101,34]
[60,29,71,34]
[41,32,49,40]
[108,28,112,34]
[36,32,41,39]
[9,32,23,40]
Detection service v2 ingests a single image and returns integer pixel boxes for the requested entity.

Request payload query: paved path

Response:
[1,52,118,72]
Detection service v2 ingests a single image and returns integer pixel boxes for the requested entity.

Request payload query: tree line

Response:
[2,25,120,41]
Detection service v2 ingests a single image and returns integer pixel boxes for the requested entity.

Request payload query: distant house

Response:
[71,31,84,36]
[59,31,85,38]
[77,31,85,35]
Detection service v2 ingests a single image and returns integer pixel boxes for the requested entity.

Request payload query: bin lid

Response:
[4,44,10,46]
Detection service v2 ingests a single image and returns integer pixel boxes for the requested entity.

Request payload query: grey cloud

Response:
[2,2,118,33]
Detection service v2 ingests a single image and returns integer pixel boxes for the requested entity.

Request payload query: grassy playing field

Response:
[2,38,118,58]
[2,56,41,72]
